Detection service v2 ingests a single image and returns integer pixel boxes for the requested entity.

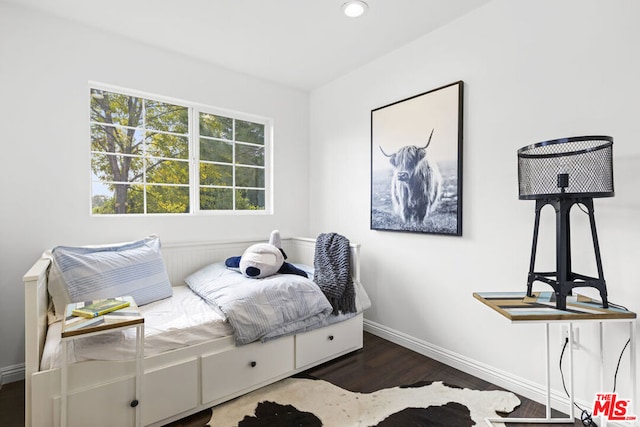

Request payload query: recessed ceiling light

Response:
[342,0,368,18]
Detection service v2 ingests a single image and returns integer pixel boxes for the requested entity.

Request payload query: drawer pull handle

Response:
[328,335,334,341]
[130,399,139,408]
[250,361,257,367]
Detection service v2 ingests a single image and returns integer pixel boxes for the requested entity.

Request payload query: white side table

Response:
[60,296,144,427]
[474,291,637,426]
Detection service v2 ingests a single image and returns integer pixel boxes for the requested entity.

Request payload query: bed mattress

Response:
[40,278,371,370]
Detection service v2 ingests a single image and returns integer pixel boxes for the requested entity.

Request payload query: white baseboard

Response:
[0,363,25,387]
[362,319,627,425]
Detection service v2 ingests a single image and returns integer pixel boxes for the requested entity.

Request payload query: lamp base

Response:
[526,272,608,311]
[526,198,609,311]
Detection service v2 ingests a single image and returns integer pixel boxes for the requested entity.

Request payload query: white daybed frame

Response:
[24,237,363,427]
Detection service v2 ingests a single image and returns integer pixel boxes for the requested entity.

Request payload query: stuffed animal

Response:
[225,230,308,279]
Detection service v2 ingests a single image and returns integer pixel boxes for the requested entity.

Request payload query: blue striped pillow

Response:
[49,236,172,321]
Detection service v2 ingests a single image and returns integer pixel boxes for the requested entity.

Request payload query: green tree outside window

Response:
[90,88,269,214]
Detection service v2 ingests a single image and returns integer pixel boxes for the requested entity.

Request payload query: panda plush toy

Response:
[225,230,308,279]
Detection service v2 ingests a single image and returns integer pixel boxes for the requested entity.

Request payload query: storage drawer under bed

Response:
[201,335,294,404]
[295,314,363,369]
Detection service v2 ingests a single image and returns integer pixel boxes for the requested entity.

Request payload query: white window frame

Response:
[89,82,273,215]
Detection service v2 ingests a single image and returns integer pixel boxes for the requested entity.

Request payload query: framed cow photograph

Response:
[371,81,463,236]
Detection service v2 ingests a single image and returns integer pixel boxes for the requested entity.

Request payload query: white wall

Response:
[310,0,640,409]
[0,3,310,378]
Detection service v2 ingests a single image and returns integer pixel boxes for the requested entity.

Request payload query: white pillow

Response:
[48,235,172,322]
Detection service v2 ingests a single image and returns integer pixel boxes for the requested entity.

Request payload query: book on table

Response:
[71,298,131,318]
[62,296,142,338]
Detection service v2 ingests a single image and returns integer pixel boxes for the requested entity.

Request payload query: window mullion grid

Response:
[190,108,198,214]
[90,84,271,215]
[232,118,236,211]
[142,98,148,214]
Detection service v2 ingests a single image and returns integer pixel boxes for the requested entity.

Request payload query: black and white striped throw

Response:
[313,233,356,315]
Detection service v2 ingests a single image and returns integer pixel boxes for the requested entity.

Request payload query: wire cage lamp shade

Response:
[517,135,614,310]
[518,135,614,200]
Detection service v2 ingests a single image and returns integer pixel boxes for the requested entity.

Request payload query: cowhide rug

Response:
[208,377,520,426]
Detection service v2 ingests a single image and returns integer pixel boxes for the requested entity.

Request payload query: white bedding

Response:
[40,278,371,370]
[40,285,233,370]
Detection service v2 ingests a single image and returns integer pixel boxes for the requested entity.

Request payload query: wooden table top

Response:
[62,296,143,338]
[473,291,636,322]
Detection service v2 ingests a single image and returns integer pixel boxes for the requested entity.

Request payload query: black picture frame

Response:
[371,81,463,236]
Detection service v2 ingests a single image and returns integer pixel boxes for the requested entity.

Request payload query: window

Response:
[90,85,270,215]
[199,113,266,211]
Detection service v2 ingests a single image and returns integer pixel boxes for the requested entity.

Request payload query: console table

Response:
[474,291,636,426]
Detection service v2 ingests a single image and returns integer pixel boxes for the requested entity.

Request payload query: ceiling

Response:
[6,0,492,90]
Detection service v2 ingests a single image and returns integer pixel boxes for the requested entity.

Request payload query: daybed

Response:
[24,236,369,427]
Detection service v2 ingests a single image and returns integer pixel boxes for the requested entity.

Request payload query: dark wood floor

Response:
[0,332,583,426]
[0,378,24,427]
[306,332,584,426]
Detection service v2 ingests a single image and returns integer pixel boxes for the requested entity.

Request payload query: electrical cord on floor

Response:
[559,328,632,427]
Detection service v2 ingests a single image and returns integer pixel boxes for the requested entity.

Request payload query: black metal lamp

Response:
[517,136,614,310]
